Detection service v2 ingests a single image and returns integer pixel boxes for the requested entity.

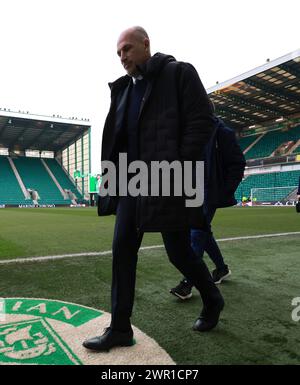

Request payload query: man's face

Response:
[117,30,150,77]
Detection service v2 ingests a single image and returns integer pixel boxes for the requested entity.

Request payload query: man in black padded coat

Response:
[83,26,224,352]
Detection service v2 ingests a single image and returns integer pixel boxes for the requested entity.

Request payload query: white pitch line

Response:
[0,231,299,266]
[214,231,300,242]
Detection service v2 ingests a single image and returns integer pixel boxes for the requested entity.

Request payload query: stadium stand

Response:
[13,157,71,205]
[292,143,300,154]
[43,158,83,200]
[244,125,300,160]
[207,50,300,205]
[0,156,29,205]
[0,156,83,206]
[0,110,90,206]
[235,170,300,202]
[238,134,260,152]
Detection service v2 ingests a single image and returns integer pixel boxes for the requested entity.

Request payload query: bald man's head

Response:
[117,26,151,76]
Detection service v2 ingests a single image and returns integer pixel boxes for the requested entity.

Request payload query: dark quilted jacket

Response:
[101,53,215,231]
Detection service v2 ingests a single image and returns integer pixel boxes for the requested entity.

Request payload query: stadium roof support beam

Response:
[51,127,72,141]
[244,78,300,105]
[207,49,300,94]
[62,132,87,152]
[0,112,91,153]
[219,93,284,117]
[217,107,252,124]
[7,128,28,149]
[25,124,69,149]
[279,62,300,79]
[215,105,254,125]
[213,94,281,122]
[25,127,51,149]
[0,120,10,140]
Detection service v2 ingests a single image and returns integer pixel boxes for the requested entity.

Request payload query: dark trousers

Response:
[111,196,222,332]
[191,205,226,270]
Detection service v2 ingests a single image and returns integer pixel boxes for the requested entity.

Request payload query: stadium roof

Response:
[0,110,90,152]
[207,49,300,132]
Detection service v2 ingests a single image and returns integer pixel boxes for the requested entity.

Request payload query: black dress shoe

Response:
[82,327,134,351]
[193,298,225,332]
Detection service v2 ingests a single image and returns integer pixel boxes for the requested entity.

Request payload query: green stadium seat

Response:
[43,158,83,201]
[13,157,72,205]
[238,135,259,152]
[292,144,300,154]
[244,125,300,160]
[235,170,300,202]
[0,156,30,205]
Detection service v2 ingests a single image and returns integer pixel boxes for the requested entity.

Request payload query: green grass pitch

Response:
[0,206,299,364]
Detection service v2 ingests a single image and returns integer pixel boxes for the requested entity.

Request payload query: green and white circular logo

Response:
[0,298,174,365]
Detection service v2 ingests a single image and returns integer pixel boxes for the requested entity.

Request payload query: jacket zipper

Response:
[136,81,153,231]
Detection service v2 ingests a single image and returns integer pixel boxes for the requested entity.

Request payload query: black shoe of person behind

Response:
[82,327,134,352]
[212,265,232,284]
[170,279,193,300]
[193,297,225,332]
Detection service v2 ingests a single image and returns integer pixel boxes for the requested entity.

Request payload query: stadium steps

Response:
[245,125,300,160]
[7,157,31,199]
[13,157,72,205]
[43,158,83,201]
[235,170,300,202]
[293,145,300,154]
[271,140,294,156]
[41,159,68,199]
[290,139,300,154]
[0,156,31,205]
[242,133,265,156]
[238,134,259,153]
[286,187,299,201]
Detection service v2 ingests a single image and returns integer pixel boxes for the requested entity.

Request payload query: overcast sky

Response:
[0,0,299,172]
